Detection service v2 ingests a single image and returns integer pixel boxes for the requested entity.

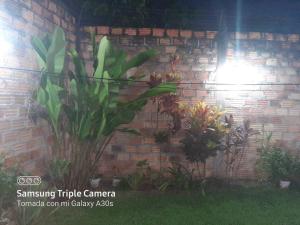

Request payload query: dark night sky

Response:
[62,0,300,33]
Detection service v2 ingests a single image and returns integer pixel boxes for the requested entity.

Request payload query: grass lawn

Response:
[47,187,300,225]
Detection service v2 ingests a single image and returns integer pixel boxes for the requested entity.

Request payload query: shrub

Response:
[0,156,18,211]
[180,101,226,178]
[257,134,300,184]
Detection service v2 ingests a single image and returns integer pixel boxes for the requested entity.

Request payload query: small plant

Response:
[153,130,170,144]
[223,116,256,180]
[112,166,121,187]
[48,159,70,188]
[180,101,227,178]
[257,147,297,183]
[126,160,151,191]
[257,133,300,186]
[167,163,195,191]
[15,185,59,225]
[0,155,18,215]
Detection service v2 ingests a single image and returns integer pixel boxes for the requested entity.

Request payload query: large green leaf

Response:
[46,27,66,74]
[69,49,88,83]
[94,36,110,79]
[31,36,47,69]
[44,78,63,137]
[138,83,176,99]
[98,71,110,104]
[123,49,157,72]
[36,87,47,106]
[117,128,141,136]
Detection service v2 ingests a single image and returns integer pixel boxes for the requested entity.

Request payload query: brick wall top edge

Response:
[86,26,300,42]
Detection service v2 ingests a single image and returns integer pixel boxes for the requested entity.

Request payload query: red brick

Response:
[248,32,261,40]
[196,90,208,97]
[235,32,248,40]
[264,33,274,41]
[275,34,287,41]
[97,26,110,35]
[194,31,205,39]
[13,19,27,32]
[153,28,165,37]
[111,27,123,35]
[32,1,42,15]
[53,14,60,25]
[166,29,179,37]
[183,90,195,97]
[207,31,217,39]
[138,28,151,36]
[4,156,19,168]
[288,34,300,42]
[159,38,171,45]
[48,2,57,13]
[125,28,137,36]
[173,38,184,45]
[32,127,44,137]
[180,30,192,38]
[22,9,34,22]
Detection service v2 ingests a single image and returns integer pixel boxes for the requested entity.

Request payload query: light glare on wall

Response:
[216,60,263,86]
[0,36,13,55]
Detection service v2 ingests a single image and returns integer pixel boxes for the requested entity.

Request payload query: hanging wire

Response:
[1,65,300,87]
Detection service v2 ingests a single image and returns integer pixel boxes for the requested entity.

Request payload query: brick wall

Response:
[80,27,300,179]
[0,0,76,174]
[1,0,300,180]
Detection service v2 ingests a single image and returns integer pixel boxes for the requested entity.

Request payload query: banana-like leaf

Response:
[98,71,110,104]
[69,49,88,83]
[70,79,78,97]
[94,36,110,79]
[37,87,47,106]
[44,78,63,137]
[117,128,141,136]
[46,27,66,74]
[138,83,177,99]
[108,50,126,78]
[31,36,47,69]
[78,114,92,139]
[123,49,157,72]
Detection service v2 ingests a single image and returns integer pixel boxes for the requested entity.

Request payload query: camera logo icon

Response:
[17,176,41,185]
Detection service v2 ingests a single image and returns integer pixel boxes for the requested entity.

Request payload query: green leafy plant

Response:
[153,130,170,144]
[223,116,256,180]
[180,101,226,179]
[127,160,151,191]
[15,185,59,225]
[0,155,18,216]
[48,159,70,188]
[31,27,176,190]
[167,163,195,191]
[257,132,300,184]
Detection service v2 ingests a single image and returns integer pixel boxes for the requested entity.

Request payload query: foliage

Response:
[180,101,227,177]
[126,160,151,191]
[257,146,298,183]
[166,163,195,190]
[31,27,176,190]
[223,116,256,179]
[149,55,185,135]
[153,130,170,144]
[0,156,18,212]
[15,185,59,225]
[257,132,300,184]
[48,159,70,188]
[125,160,196,192]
